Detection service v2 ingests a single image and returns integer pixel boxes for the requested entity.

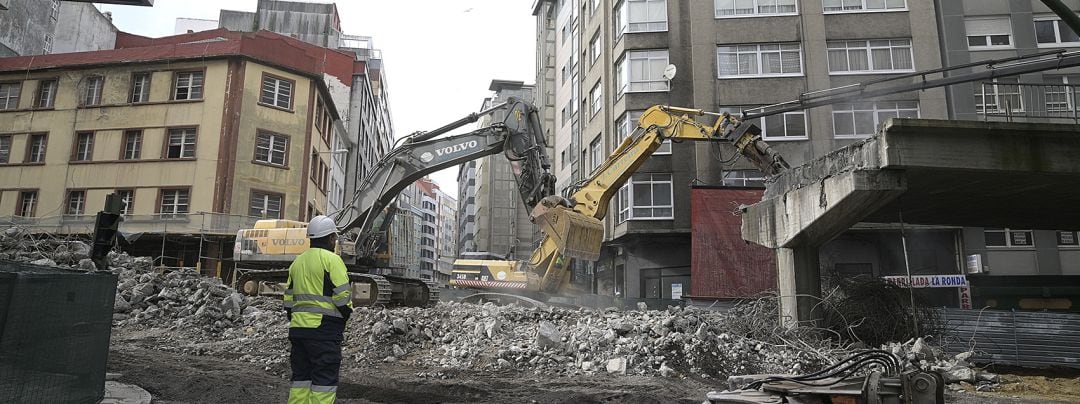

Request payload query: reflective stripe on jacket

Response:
[284,247,353,340]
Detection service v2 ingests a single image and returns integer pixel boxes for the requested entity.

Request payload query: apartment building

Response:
[535,0,950,300]
[1,0,120,57]
[456,160,477,255]
[932,0,1080,309]
[181,0,397,220]
[0,29,352,271]
[435,186,457,283]
[469,80,544,260]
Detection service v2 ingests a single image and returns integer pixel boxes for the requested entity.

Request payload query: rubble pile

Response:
[0,230,1005,385]
[0,228,95,269]
[885,337,1001,392]
[111,255,258,334]
[338,302,839,378]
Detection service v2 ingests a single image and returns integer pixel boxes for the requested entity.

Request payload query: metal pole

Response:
[899,210,919,337]
[160,219,167,267]
[197,213,205,274]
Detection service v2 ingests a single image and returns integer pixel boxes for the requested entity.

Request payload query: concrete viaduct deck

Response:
[740,118,1080,323]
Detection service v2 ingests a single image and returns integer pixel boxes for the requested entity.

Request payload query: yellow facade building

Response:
[0,29,355,269]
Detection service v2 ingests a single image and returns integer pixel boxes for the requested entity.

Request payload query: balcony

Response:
[0,212,260,236]
[977,81,1080,123]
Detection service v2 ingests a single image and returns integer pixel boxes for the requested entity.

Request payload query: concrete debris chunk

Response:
[536,321,562,350]
[606,357,627,374]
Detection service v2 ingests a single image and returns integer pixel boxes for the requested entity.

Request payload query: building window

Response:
[589,31,601,65]
[50,0,60,20]
[615,0,667,37]
[823,0,906,13]
[1044,75,1080,113]
[965,18,1012,49]
[82,75,104,106]
[73,131,94,161]
[130,73,151,103]
[571,73,579,115]
[35,79,57,108]
[616,49,670,96]
[159,189,190,218]
[117,189,135,216]
[984,228,1033,247]
[66,190,86,217]
[722,170,765,187]
[43,34,52,54]
[249,191,284,219]
[16,190,37,217]
[832,101,918,138]
[122,130,142,160]
[0,82,20,110]
[1058,231,1079,246]
[719,106,806,140]
[615,173,673,222]
[1035,18,1080,46]
[975,78,1022,114]
[0,135,10,164]
[616,111,670,153]
[26,133,46,163]
[717,43,802,78]
[255,131,289,166]
[165,128,197,159]
[715,0,796,17]
[590,136,604,172]
[827,39,914,74]
[589,81,602,116]
[172,71,204,100]
[260,74,294,110]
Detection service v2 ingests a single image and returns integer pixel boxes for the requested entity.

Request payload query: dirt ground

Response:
[109,343,712,404]
[108,342,1080,404]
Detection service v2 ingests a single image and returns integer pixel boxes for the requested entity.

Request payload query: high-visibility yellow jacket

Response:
[283,247,353,340]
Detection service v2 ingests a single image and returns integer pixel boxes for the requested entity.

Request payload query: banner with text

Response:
[882,274,969,288]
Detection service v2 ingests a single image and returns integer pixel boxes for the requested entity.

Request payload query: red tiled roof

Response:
[0,29,358,86]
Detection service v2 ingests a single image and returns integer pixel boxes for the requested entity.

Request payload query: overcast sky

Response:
[98,0,537,196]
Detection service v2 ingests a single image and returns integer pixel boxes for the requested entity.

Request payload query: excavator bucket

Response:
[532,204,604,262]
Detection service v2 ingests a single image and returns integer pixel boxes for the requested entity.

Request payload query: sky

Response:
[98,0,538,196]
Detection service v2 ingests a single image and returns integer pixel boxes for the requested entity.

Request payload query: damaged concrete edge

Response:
[764,136,882,200]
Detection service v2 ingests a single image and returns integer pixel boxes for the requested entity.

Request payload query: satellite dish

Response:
[662,64,677,81]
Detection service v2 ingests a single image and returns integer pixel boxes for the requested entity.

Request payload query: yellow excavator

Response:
[450,105,789,300]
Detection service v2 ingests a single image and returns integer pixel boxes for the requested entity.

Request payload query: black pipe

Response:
[743,51,1080,120]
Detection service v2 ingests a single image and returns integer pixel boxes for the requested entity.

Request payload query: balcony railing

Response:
[0,212,261,236]
[978,81,1080,123]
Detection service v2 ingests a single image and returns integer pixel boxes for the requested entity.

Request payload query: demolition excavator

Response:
[450,104,789,300]
[454,46,1080,303]
[233,97,557,307]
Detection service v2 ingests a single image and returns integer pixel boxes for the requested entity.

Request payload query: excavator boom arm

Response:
[526,105,789,293]
[334,98,554,258]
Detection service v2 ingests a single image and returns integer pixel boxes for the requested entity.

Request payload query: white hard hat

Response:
[307,215,338,238]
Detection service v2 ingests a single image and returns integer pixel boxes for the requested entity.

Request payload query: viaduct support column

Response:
[776,245,822,327]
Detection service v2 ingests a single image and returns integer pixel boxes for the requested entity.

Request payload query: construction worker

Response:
[284,215,353,404]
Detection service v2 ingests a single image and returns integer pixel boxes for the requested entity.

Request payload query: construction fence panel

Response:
[0,260,117,404]
[941,308,1080,369]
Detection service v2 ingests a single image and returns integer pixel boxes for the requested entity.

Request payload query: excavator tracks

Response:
[347,273,392,307]
[235,268,433,307]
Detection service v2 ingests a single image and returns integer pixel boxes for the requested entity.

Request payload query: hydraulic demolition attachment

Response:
[706,350,944,404]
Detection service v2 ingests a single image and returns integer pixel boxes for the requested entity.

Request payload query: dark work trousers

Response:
[289,337,343,403]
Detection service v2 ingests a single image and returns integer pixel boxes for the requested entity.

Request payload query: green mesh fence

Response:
[0,260,117,404]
